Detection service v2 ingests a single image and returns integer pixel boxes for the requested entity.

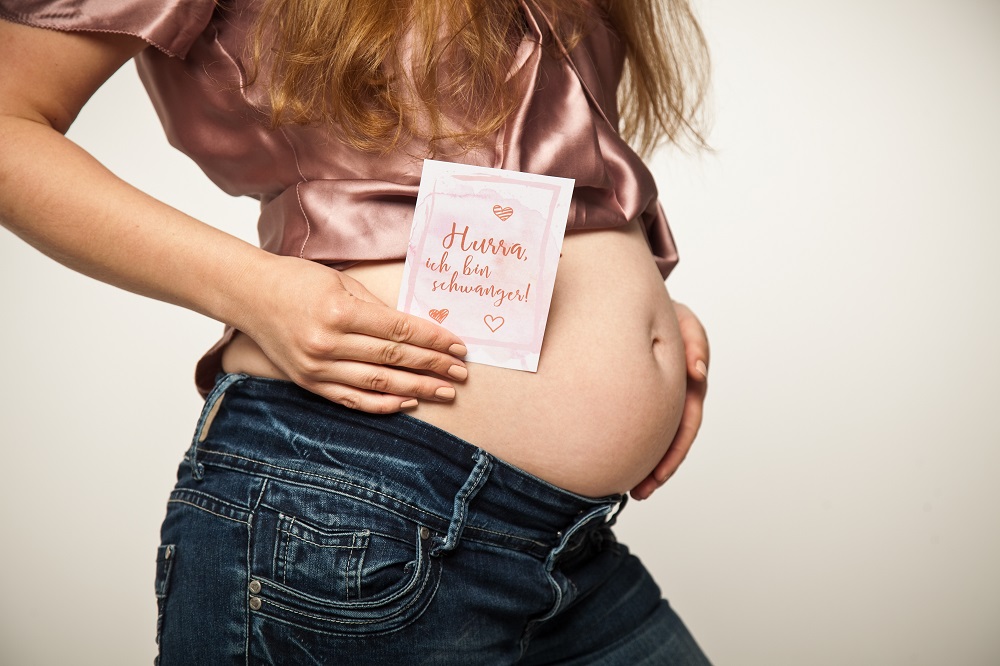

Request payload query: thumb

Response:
[672,300,709,381]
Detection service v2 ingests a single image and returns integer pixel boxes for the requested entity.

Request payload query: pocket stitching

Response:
[274,514,371,589]
[267,525,427,610]
[257,537,439,628]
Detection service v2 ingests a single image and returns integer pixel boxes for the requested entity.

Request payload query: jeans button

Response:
[419,526,431,540]
[249,596,262,611]
[249,580,261,594]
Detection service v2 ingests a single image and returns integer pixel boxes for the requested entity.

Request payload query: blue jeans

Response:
[155,373,711,665]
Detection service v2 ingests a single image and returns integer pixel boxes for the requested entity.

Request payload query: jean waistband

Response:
[188,373,625,559]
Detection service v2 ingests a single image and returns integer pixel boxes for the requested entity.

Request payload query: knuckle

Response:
[389,317,414,341]
[378,342,405,366]
[300,328,332,357]
[333,391,362,412]
[364,370,390,392]
[417,352,443,371]
[293,350,326,378]
[326,301,351,329]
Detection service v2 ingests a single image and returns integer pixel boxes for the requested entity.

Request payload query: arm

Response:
[0,21,467,413]
[630,300,709,500]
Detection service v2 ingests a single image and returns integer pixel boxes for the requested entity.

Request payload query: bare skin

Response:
[0,22,708,500]
[224,220,689,496]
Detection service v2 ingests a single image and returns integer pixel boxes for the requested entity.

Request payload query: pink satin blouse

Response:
[1,0,681,396]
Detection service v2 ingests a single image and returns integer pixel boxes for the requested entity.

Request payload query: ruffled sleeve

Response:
[0,0,217,58]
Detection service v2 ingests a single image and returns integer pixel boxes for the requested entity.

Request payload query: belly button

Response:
[650,335,669,362]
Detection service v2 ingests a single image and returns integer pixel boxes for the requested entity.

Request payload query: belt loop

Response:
[544,498,620,572]
[431,450,493,557]
[186,373,246,480]
[605,494,628,528]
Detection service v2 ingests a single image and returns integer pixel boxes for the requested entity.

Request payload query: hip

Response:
[155,372,711,664]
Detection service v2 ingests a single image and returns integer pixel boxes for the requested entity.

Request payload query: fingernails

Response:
[400,399,419,409]
[434,387,456,400]
[447,365,468,380]
[449,343,468,356]
[695,359,708,379]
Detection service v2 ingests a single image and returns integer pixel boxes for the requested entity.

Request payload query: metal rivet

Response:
[249,596,262,611]
[164,546,172,560]
[556,531,563,538]
[419,526,431,540]
[248,580,261,594]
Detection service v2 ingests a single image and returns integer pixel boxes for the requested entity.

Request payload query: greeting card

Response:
[397,159,574,371]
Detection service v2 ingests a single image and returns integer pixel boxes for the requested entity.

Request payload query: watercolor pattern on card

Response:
[397,159,574,371]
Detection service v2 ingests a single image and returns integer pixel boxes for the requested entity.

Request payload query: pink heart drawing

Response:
[429,308,449,323]
[492,205,514,221]
[484,314,505,333]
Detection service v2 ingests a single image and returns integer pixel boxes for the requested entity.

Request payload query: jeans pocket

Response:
[273,515,370,601]
[249,483,442,636]
[153,544,177,663]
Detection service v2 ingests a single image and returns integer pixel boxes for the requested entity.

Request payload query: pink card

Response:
[398,159,574,371]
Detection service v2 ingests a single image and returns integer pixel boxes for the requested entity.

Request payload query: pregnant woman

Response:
[0,0,712,663]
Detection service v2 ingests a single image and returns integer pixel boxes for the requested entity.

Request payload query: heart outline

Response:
[484,314,505,333]
[429,308,449,324]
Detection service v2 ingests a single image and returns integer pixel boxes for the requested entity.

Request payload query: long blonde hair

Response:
[247,0,709,155]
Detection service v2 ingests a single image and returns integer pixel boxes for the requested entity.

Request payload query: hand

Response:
[239,254,469,414]
[630,300,709,500]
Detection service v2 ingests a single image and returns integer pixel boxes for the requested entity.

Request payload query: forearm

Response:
[0,114,271,331]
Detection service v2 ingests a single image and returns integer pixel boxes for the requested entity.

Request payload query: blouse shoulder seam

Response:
[0,11,186,58]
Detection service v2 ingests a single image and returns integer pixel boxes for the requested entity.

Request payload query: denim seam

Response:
[346,534,356,601]
[279,531,365,548]
[246,479,268,666]
[198,450,448,524]
[353,537,367,602]
[166,499,249,525]
[463,524,549,549]
[169,488,250,520]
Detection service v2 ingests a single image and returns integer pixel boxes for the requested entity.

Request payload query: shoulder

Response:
[0,0,218,58]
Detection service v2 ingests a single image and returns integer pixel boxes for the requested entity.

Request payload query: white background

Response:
[2,1,999,664]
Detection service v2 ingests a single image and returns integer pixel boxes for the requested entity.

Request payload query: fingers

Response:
[245,258,472,415]
[630,302,710,501]
[630,396,703,501]
[290,300,468,411]
[301,294,467,382]
[652,388,704,485]
[307,359,460,403]
[672,300,710,381]
[629,476,658,501]
[305,382,423,415]
[335,332,468,381]
[346,298,468,356]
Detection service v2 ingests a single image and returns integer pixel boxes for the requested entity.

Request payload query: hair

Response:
[246,0,710,155]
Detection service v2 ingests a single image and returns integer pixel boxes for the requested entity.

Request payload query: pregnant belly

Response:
[222,220,686,497]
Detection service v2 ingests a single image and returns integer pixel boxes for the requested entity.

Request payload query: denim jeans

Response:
[155,373,711,665]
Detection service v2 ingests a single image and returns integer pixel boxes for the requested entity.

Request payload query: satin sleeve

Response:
[0,0,216,57]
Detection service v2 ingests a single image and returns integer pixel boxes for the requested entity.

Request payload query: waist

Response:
[192,372,623,558]
[222,222,687,496]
